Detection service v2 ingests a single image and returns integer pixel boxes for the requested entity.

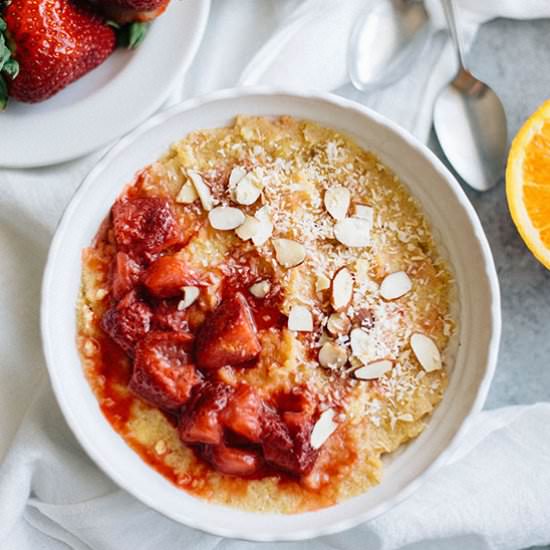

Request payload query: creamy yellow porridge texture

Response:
[78,115,456,513]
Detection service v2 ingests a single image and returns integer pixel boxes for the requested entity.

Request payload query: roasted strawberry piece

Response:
[195,293,261,370]
[179,382,234,445]
[142,255,199,298]
[276,386,315,415]
[283,411,319,468]
[1,0,116,107]
[262,409,318,476]
[112,252,142,300]
[101,291,152,355]
[129,331,199,411]
[152,300,190,333]
[220,385,263,443]
[111,197,182,259]
[202,444,261,477]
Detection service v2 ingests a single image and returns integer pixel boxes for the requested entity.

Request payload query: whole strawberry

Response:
[0,0,116,107]
[88,0,169,25]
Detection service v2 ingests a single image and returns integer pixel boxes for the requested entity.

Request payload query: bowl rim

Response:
[41,86,501,541]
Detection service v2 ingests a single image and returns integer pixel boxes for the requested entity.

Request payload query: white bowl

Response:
[41,88,501,541]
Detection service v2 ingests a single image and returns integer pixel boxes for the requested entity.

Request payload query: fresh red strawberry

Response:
[142,255,199,299]
[129,331,200,411]
[194,292,261,370]
[112,252,142,300]
[202,444,261,477]
[112,197,183,261]
[0,0,116,106]
[220,385,263,443]
[88,0,169,24]
[101,290,152,355]
[179,382,234,446]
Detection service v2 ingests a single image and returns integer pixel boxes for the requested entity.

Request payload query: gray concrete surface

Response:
[429,17,550,410]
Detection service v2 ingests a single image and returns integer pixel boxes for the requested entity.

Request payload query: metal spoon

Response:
[433,0,507,191]
[348,0,431,92]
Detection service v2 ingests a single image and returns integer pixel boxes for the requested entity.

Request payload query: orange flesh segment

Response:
[522,120,550,245]
[524,120,550,186]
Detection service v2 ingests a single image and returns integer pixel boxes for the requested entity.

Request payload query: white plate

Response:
[41,88,501,541]
[0,0,210,168]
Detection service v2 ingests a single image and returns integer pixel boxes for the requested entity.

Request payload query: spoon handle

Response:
[442,0,467,70]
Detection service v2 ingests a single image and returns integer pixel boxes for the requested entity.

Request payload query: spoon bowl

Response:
[348,0,431,92]
[433,0,508,191]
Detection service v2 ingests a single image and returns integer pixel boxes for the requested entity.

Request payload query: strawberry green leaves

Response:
[127,22,149,48]
[0,16,19,111]
[0,75,7,110]
[113,21,150,49]
[2,57,18,78]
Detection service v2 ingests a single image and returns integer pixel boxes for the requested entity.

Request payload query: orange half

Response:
[506,100,550,269]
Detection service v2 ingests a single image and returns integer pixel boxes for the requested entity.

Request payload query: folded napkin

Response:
[2,1,550,549]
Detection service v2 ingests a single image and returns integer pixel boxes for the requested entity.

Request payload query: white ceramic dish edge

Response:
[41,87,501,542]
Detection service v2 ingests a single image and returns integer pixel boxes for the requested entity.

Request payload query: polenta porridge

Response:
[77,116,456,513]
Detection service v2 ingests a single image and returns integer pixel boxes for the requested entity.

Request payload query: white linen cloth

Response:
[1,1,550,548]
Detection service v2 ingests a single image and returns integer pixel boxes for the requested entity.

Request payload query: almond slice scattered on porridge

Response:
[188,170,214,211]
[330,267,353,311]
[288,304,314,332]
[273,238,306,268]
[208,206,245,230]
[353,359,394,380]
[379,271,412,301]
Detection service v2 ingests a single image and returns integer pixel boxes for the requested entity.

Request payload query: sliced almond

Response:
[235,215,261,241]
[350,327,371,358]
[310,409,338,449]
[177,286,200,310]
[249,280,271,298]
[229,166,247,187]
[273,239,306,268]
[288,305,313,332]
[315,273,331,292]
[353,359,393,380]
[234,175,261,206]
[208,206,245,230]
[352,203,374,223]
[334,218,371,248]
[175,181,198,204]
[410,333,442,372]
[252,206,273,246]
[380,271,412,301]
[331,267,353,311]
[326,312,351,336]
[324,186,350,220]
[188,170,214,211]
[318,342,348,369]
